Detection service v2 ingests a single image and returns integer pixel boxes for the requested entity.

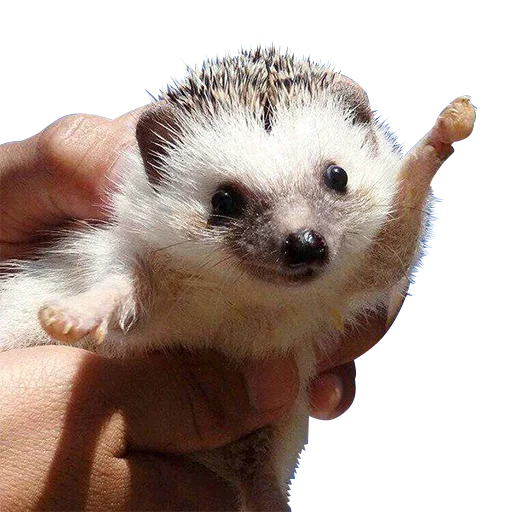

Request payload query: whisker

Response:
[151,239,195,254]
[200,253,237,273]
[372,204,431,217]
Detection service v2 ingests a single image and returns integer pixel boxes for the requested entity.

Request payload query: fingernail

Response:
[244,358,298,412]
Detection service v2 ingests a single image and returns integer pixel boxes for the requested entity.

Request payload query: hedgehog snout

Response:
[282,230,328,268]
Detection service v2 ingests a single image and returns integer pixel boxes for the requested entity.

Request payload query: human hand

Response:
[0,350,373,511]
[0,110,400,510]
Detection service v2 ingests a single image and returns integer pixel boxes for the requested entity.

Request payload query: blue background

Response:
[0,41,512,512]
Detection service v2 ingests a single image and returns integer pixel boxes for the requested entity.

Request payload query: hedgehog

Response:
[0,47,475,511]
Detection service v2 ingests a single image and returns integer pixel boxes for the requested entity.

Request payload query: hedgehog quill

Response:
[0,48,475,510]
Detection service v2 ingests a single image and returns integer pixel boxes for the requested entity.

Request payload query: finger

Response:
[309,362,356,420]
[0,107,146,260]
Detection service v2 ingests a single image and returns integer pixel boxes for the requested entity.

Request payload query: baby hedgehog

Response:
[0,48,475,511]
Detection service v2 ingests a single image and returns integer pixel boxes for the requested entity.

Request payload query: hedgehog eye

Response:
[323,164,348,193]
[210,185,246,223]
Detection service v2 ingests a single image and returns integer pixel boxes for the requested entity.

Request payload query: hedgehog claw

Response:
[38,302,99,344]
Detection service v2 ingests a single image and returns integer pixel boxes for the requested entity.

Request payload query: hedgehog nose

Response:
[282,230,328,268]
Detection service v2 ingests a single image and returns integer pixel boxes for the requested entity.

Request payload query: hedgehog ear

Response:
[136,101,177,185]
[331,74,378,150]
[331,75,373,125]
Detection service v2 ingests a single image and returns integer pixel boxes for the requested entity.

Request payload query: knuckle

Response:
[36,114,105,177]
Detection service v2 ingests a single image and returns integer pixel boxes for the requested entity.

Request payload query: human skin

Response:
[0,112,399,511]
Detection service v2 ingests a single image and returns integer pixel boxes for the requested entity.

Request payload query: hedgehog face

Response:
[133,49,402,290]
[196,102,396,285]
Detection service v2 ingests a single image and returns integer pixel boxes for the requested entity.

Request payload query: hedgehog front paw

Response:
[38,301,106,344]
[435,96,476,145]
